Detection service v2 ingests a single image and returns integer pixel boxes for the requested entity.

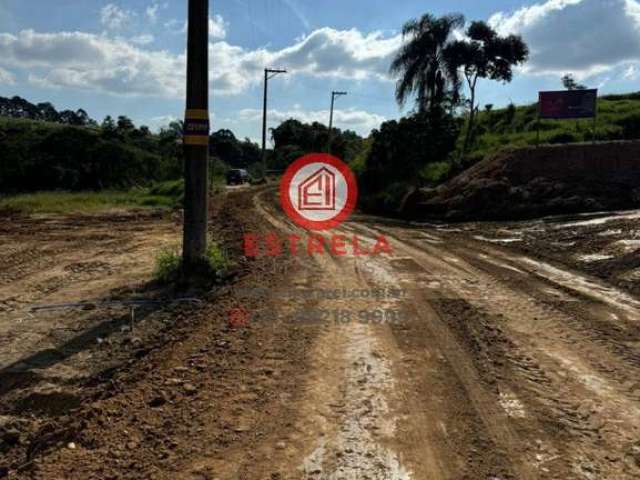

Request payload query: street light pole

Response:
[261,68,287,176]
[182,0,210,270]
[327,91,347,154]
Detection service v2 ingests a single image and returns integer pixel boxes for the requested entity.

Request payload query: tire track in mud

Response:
[358,221,640,479]
[350,238,535,480]
[253,191,530,479]
[253,190,417,479]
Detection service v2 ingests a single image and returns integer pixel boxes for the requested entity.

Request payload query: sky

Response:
[1,0,640,144]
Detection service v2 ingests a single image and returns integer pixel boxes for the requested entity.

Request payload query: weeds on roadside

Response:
[153,240,233,285]
[153,246,182,283]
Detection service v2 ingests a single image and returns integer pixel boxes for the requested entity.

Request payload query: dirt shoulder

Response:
[0,189,318,479]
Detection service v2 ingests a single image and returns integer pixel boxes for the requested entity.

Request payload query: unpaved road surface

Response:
[2,190,640,479]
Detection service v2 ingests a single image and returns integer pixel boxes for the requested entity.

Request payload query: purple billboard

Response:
[538,89,597,119]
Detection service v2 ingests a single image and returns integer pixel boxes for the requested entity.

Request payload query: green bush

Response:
[148,179,184,197]
[420,161,452,185]
[153,241,232,285]
[205,242,231,277]
[616,112,640,139]
[547,132,578,144]
[153,246,182,283]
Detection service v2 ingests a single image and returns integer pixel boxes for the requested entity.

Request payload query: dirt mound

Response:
[408,141,640,220]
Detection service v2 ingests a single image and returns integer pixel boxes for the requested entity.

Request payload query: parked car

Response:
[226,168,250,185]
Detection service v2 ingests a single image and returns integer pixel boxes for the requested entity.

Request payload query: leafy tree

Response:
[444,21,528,157]
[390,13,465,112]
[207,129,261,169]
[210,129,242,166]
[359,109,460,212]
[36,102,60,122]
[1,96,40,118]
[167,120,184,136]
[75,109,90,126]
[270,119,364,169]
[117,115,135,134]
[239,138,261,166]
[101,115,117,139]
[0,96,98,126]
[562,74,587,90]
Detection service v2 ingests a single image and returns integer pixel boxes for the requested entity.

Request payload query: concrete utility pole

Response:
[182,0,210,269]
[327,91,347,154]
[261,68,287,176]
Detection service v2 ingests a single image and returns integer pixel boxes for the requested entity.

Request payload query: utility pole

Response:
[327,91,347,154]
[182,0,210,270]
[261,68,287,176]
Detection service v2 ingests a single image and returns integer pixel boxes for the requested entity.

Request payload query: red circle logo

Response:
[280,153,358,231]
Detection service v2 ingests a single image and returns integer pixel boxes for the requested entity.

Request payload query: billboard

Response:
[538,89,597,119]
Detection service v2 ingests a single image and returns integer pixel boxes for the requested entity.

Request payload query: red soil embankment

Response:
[409,141,640,220]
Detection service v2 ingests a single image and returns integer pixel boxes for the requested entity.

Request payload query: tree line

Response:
[0,96,267,193]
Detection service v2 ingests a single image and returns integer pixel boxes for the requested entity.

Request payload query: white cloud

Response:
[146,3,160,24]
[130,33,154,45]
[273,27,401,80]
[0,30,184,97]
[100,4,134,30]
[165,19,186,34]
[238,107,385,135]
[0,25,399,98]
[0,66,15,85]
[164,15,227,39]
[211,27,400,94]
[209,15,227,39]
[147,114,179,132]
[623,64,638,79]
[489,0,640,79]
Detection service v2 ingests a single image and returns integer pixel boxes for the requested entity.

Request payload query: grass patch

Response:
[0,180,185,215]
[420,161,452,186]
[153,241,233,285]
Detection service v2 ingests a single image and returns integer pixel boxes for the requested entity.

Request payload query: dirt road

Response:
[2,189,640,479]
[238,191,640,479]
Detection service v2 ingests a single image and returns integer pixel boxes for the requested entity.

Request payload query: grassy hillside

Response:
[466,92,640,166]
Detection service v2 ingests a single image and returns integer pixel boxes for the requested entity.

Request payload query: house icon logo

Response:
[280,153,358,231]
[298,167,336,211]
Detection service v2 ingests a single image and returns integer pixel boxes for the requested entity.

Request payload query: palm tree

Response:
[390,13,465,113]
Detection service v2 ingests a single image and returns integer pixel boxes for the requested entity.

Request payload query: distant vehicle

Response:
[226,169,250,185]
